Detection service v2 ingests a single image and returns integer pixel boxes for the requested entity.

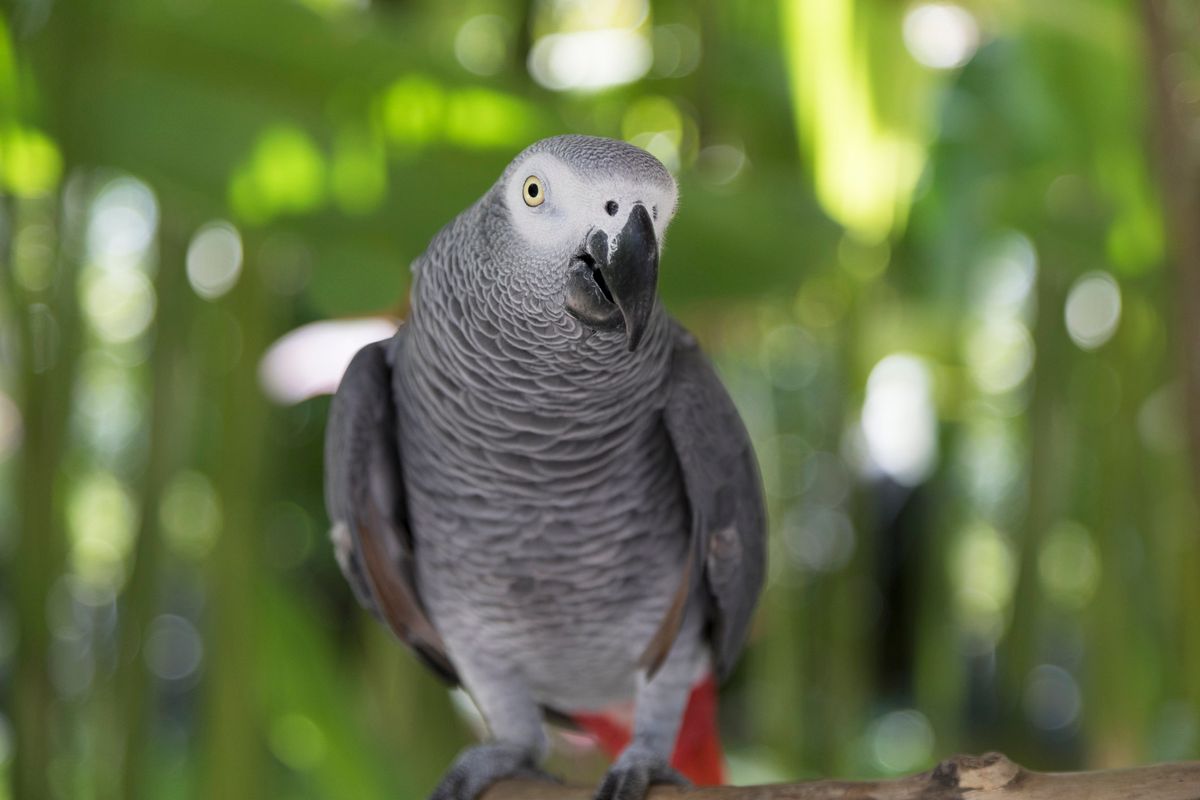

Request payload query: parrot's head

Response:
[489,135,678,351]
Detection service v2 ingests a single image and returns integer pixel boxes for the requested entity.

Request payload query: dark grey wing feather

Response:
[324,332,458,685]
[662,323,767,681]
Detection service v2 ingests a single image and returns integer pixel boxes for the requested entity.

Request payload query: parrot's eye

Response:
[522,175,545,207]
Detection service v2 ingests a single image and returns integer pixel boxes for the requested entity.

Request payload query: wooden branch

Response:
[482,753,1200,799]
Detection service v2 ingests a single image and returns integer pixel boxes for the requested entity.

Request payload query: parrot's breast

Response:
[393,303,695,710]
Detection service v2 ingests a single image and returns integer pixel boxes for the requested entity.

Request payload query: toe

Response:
[592,764,653,800]
[650,763,688,786]
[428,744,556,800]
[594,768,647,800]
[594,745,691,800]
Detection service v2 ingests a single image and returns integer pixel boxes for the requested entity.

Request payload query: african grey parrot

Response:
[324,135,765,800]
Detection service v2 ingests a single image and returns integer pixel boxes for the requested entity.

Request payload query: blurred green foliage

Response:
[1,0,1199,798]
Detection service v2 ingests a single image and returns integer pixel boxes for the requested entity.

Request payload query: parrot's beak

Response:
[565,203,659,351]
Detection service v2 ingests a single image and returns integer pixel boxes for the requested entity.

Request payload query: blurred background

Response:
[2,0,1199,797]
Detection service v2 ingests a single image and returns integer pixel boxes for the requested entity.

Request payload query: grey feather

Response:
[661,324,767,681]
[324,335,457,684]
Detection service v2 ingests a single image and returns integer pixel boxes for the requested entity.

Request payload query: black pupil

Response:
[528,183,539,198]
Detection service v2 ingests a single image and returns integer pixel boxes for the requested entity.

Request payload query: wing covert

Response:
[661,324,767,681]
[324,332,457,684]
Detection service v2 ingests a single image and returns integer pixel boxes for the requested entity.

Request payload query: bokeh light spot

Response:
[455,15,510,76]
[974,232,1037,314]
[529,29,652,92]
[965,318,1034,395]
[445,89,538,149]
[74,351,145,457]
[81,267,156,343]
[381,75,445,146]
[159,471,222,560]
[1,126,62,197]
[650,24,701,78]
[87,177,159,269]
[861,354,938,486]
[1064,271,1121,350]
[950,522,1016,646]
[622,96,684,173]
[902,3,980,70]
[144,614,204,683]
[1038,521,1101,610]
[782,506,856,573]
[269,713,326,771]
[869,709,935,773]
[1023,664,1082,731]
[1137,383,1187,454]
[695,144,747,187]
[186,221,244,301]
[230,126,326,223]
[955,419,1024,518]
[67,471,138,591]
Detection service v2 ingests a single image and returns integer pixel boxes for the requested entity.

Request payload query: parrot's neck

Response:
[406,244,673,413]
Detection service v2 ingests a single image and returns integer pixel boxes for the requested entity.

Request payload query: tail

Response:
[572,675,725,786]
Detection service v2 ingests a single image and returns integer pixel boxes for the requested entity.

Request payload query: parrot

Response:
[324,135,766,800]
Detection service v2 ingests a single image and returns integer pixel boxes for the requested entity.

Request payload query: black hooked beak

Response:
[565,203,659,351]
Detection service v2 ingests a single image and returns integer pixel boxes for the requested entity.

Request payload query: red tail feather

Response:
[671,675,725,785]
[572,675,726,786]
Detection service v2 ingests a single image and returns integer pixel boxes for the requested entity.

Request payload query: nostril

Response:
[605,200,619,217]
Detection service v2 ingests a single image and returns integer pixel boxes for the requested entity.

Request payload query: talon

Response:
[594,746,689,800]
[428,744,557,800]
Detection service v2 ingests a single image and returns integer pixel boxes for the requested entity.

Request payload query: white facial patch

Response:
[503,152,679,261]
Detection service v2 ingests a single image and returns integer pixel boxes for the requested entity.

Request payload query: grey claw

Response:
[594,746,689,800]
[429,743,558,800]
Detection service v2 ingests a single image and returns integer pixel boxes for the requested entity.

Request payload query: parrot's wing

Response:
[324,332,458,684]
[654,323,767,682]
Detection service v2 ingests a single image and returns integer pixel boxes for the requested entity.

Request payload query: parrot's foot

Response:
[594,745,690,800]
[428,743,558,800]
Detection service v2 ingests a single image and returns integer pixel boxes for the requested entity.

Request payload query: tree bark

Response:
[481,753,1200,799]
